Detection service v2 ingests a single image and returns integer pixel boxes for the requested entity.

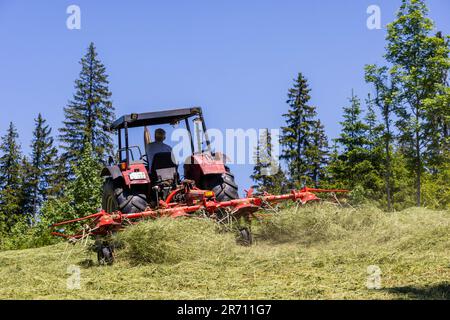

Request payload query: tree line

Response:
[0,0,448,249]
[0,43,115,247]
[251,0,449,211]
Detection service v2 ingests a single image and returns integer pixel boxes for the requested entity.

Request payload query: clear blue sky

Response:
[1,0,449,191]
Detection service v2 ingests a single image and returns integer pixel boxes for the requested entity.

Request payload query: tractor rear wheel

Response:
[201,171,239,202]
[102,178,148,214]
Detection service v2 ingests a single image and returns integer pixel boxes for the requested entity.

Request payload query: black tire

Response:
[97,245,114,265]
[201,171,239,202]
[102,178,148,214]
[237,227,253,246]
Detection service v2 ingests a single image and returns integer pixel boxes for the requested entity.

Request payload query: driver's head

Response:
[155,128,166,142]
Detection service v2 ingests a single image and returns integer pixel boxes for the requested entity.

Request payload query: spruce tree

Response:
[250,140,262,190]
[280,73,319,188]
[0,123,25,231]
[23,114,59,220]
[252,129,289,194]
[386,0,450,206]
[20,155,35,223]
[333,92,380,193]
[59,42,115,174]
[336,92,369,154]
[307,120,329,187]
[325,140,344,188]
[364,95,383,152]
[270,165,289,195]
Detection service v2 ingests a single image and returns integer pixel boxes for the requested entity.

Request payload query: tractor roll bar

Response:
[108,107,215,162]
[198,109,212,153]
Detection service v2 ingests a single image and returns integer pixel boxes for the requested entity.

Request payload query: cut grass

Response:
[0,204,449,300]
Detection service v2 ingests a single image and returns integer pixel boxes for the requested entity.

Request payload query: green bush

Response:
[0,218,59,251]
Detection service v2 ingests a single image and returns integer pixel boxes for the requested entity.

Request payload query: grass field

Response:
[0,204,449,300]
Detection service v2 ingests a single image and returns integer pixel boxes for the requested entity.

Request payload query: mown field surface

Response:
[0,204,449,300]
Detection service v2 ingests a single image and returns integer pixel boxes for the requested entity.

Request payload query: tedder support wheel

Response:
[97,243,114,265]
[102,178,148,214]
[237,227,253,246]
[200,169,254,246]
[201,171,239,202]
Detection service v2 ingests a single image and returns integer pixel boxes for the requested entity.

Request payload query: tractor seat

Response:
[150,152,178,183]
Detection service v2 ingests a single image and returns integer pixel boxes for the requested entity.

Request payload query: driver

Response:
[145,128,172,167]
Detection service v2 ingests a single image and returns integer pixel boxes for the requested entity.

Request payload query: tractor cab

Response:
[109,107,199,164]
[101,107,239,213]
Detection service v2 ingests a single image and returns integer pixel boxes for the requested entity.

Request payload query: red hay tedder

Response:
[51,107,348,265]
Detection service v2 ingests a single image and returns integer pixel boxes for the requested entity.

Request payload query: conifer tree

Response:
[280,73,319,188]
[364,95,383,152]
[252,129,289,194]
[0,123,25,231]
[22,114,59,220]
[307,120,329,187]
[59,42,115,174]
[20,155,35,223]
[332,92,375,190]
[336,92,369,155]
[251,141,262,190]
[325,140,344,188]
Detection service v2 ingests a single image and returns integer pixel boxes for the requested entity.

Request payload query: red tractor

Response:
[51,106,348,265]
[101,106,239,215]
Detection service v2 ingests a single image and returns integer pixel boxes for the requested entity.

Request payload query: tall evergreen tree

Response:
[307,120,329,187]
[386,0,450,206]
[364,95,382,152]
[20,155,35,223]
[324,139,343,188]
[59,42,115,174]
[252,129,289,194]
[332,92,382,193]
[22,114,59,221]
[336,92,369,154]
[251,139,262,190]
[0,123,25,231]
[280,73,319,188]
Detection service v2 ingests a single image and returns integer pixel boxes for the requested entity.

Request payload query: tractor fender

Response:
[184,152,227,182]
[101,166,123,180]
[101,163,150,187]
